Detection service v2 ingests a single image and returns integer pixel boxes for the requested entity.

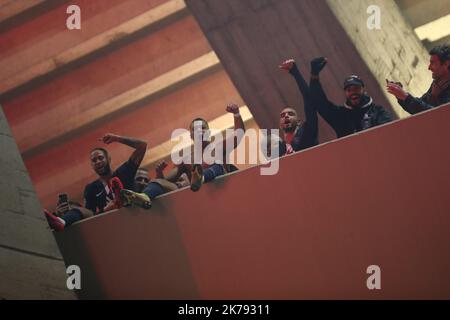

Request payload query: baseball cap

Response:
[344,75,365,89]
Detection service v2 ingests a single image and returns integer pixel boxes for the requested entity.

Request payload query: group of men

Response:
[45,44,450,231]
[44,103,244,230]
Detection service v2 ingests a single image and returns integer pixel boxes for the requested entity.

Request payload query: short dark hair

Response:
[281,107,298,115]
[135,168,148,179]
[137,167,148,172]
[90,147,109,159]
[429,44,450,67]
[190,117,209,128]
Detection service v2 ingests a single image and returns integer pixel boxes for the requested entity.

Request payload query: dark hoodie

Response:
[310,78,392,138]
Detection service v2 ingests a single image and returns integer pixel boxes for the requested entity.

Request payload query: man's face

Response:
[90,150,111,177]
[345,85,365,107]
[134,170,149,192]
[428,54,450,80]
[189,120,209,141]
[279,108,298,132]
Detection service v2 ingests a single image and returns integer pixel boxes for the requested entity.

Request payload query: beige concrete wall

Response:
[0,105,74,299]
[327,0,431,118]
[395,0,450,28]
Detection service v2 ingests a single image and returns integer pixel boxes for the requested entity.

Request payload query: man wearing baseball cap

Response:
[309,57,392,138]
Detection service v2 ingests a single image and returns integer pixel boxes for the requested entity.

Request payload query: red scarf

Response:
[284,128,297,155]
[429,74,450,105]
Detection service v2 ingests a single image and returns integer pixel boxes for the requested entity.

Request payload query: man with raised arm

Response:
[278,58,319,155]
[44,133,147,230]
[309,57,392,138]
[120,104,244,209]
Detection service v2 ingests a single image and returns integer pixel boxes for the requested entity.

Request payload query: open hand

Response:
[56,202,70,216]
[279,59,295,71]
[386,83,408,101]
[156,160,168,173]
[386,79,403,88]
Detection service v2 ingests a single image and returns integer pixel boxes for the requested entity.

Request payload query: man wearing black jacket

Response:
[387,44,450,114]
[309,57,392,138]
[277,59,318,155]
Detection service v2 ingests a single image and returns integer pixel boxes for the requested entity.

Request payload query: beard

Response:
[283,125,296,133]
[348,95,361,106]
[96,164,112,177]
[281,119,297,132]
[346,93,369,108]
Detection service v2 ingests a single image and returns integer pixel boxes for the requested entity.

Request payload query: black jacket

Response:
[398,77,450,114]
[278,64,319,156]
[310,78,392,138]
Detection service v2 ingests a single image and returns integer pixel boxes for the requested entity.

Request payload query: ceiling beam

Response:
[0,0,188,97]
[0,0,46,23]
[21,51,222,160]
[0,0,67,32]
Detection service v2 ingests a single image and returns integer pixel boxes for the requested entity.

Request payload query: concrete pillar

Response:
[0,105,74,299]
[395,0,450,28]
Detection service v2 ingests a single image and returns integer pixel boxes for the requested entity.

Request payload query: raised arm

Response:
[222,103,245,156]
[155,160,168,179]
[154,159,189,184]
[228,103,245,132]
[279,59,309,99]
[309,57,341,130]
[387,81,442,114]
[279,59,318,145]
[164,164,187,183]
[100,133,147,166]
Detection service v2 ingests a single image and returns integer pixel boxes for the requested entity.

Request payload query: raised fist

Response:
[226,103,240,114]
[99,133,120,144]
[310,57,327,76]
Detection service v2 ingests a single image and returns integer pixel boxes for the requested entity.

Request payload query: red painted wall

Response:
[55,104,450,299]
[0,0,167,93]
